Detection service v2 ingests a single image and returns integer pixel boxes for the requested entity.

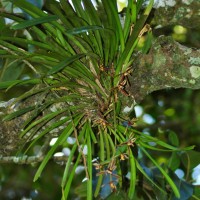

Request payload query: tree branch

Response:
[0,136,68,164]
[127,35,200,102]
[152,0,200,28]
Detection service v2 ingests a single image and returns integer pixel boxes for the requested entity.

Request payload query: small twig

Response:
[0,136,68,164]
[0,154,69,164]
[185,152,191,181]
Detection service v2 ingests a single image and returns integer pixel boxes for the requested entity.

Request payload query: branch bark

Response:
[0,94,67,157]
[153,0,200,28]
[127,35,200,102]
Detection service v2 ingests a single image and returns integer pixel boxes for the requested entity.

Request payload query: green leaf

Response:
[33,114,83,182]
[0,36,52,50]
[0,60,25,81]
[61,142,78,188]
[87,122,97,143]
[94,175,103,198]
[33,129,68,182]
[12,0,47,18]
[11,15,59,30]
[61,123,87,188]
[136,0,145,15]
[128,149,136,199]
[3,105,35,121]
[134,130,194,151]
[107,133,116,155]
[142,30,153,54]
[99,128,105,162]
[116,0,154,77]
[12,0,66,39]
[0,39,30,54]
[141,147,180,198]
[0,79,41,90]
[47,54,85,75]
[87,126,93,200]
[20,107,69,138]
[103,0,124,52]
[82,0,103,57]
[138,141,177,152]
[181,150,200,169]
[168,152,180,171]
[123,0,133,41]
[103,131,111,160]
[62,152,82,200]
[168,131,179,147]
[66,25,103,35]
[25,116,70,153]
[135,160,167,194]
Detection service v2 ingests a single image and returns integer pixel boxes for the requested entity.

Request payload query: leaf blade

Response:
[11,15,59,30]
[141,147,180,198]
[47,54,85,75]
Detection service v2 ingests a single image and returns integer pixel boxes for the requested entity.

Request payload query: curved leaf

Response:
[11,15,59,30]
[66,25,103,35]
[141,147,180,198]
[47,54,85,75]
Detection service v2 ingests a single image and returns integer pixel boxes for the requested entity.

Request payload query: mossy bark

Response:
[127,36,200,102]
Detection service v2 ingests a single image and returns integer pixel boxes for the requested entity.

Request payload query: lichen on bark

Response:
[153,0,200,28]
[0,86,69,156]
[127,36,200,102]
[0,99,26,156]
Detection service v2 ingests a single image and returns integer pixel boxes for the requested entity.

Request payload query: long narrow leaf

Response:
[103,131,111,160]
[33,114,83,182]
[140,147,180,198]
[116,0,154,76]
[47,54,85,75]
[103,0,124,52]
[0,79,41,90]
[33,127,70,182]
[94,175,103,198]
[87,126,93,200]
[128,149,136,199]
[134,130,195,151]
[2,105,35,121]
[66,26,103,35]
[82,0,103,57]
[99,128,105,162]
[135,160,167,194]
[11,15,59,30]
[87,122,97,143]
[25,116,70,153]
[62,152,82,200]
[61,122,87,187]
[20,107,69,137]
[0,37,52,50]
